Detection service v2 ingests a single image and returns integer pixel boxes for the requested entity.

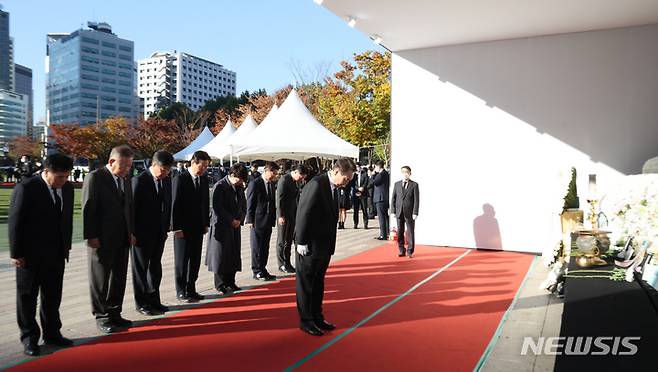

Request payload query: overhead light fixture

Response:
[347,16,357,28]
[313,0,324,5]
[371,34,382,45]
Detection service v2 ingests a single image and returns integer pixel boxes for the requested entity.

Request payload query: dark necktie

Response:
[157,179,164,211]
[117,177,125,202]
[53,189,62,214]
[403,181,408,189]
[194,176,200,191]
[333,187,339,209]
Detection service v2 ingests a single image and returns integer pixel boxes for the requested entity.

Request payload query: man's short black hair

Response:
[152,150,175,167]
[332,158,356,174]
[44,153,74,172]
[291,164,308,176]
[375,160,385,168]
[191,150,211,163]
[264,161,280,172]
[110,145,134,159]
[229,163,249,181]
[401,165,411,172]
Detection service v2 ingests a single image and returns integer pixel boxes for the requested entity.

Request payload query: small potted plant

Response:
[561,167,584,236]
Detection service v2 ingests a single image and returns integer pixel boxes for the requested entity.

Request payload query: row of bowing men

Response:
[9,145,313,356]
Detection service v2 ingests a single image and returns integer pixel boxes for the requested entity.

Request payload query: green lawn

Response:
[0,188,84,252]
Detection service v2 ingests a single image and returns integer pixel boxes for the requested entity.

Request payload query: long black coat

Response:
[9,175,74,263]
[206,176,246,274]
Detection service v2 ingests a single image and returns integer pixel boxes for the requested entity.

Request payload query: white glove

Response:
[297,244,309,256]
[413,214,418,221]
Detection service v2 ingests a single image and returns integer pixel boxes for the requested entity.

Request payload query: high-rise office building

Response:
[46,21,137,125]
[138,51,236,117]
[14,63,32,135]
[0,89,27,146]
[0,6,13,91]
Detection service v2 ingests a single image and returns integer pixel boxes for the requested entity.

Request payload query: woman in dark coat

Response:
[337,175,355,229]
[205,164,248,294]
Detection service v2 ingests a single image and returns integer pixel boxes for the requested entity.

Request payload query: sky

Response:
[1,0,382,122]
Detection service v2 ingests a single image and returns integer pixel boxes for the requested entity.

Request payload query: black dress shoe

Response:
[177,293,191,303]
[97,321,117,334]
[300,323,324,336]
[375,236,386,241]
[364,225,368,230]
[254,272,276,281]
[187,292,203,302]
[398,252,406,257]
[354,225,358,229]
[314,319,336,331]
[227,284,242,291]
[408,253,413,258]
[44,335,74,347]
[112,316,133,327]
[23,342,40,356]
[216,285,229,294]
[279,265,295,274]
[152,303,168,313]
[138,306,162,316]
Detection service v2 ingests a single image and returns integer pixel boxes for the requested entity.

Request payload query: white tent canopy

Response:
[229,106,277,162]
[231,89,359,160]
[216,115,258,161]
[173,126,215,161]
[198,120,236,160]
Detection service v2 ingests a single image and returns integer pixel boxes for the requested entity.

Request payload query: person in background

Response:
[171,151,211,303]
[131,150,174,315]
[275,164,308,273]
[206,163,248,294]
[390,166,420,258]
[367,165,376,220]
[352,166,370,229]
[83,145,135,334]
[295,158,355,336]
[9,154,75,356]
[337,178,353,229]
[246,161,280,281]
[370,160,390,240]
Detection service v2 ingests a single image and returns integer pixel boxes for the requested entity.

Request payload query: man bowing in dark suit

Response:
[206,163,248,294]
[275,164,308,273]
[371,160,390,240]
[246,161,280,281]
[171,150,211,303]
[83,145,135,334]
[9,154,75,356]
[295,158,355,336]
[391,166,420,258]
[131,150,174,315]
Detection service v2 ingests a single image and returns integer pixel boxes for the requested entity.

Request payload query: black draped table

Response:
[554,259,658,372]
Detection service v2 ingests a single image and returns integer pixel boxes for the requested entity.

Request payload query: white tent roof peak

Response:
[231,89,359,160]
[198,120,237,159]
[173,126,215,160]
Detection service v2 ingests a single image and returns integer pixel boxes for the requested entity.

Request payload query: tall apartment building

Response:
[138,51,236,117]
[0,6,13,91]
[46,21,137,125]
[0,89,27,146]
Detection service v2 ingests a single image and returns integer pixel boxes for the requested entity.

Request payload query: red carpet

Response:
[8,245,533,372]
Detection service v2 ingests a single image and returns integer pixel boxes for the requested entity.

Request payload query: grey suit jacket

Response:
[82,166,134,252]
[391,180,419,219]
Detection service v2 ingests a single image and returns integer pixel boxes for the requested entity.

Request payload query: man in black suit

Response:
[295,158,355,336]
[83,145,135,334]
[171,150,211,303]
[9,154,75,356]
[391,166,420,258]
[371,160,390,240]
[352,166,370,229]
[275,164,308,273]
[246,161,280,281]
[206,164,248,294]
[131,150,174,316]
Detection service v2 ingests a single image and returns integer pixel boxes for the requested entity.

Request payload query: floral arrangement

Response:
[607,175,658,258]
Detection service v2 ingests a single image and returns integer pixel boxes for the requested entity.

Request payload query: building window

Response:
[102,41,116,49]
[82,46,99,54]
[82,37,99,45]
[102,50,116,58]
[119,45,132,52]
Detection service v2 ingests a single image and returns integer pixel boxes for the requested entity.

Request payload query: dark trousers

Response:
[214,272,236,288]
[396,215,416,255]
[276,217,295,268]
[353,197,369,228]
[89,245,129,320]
[251,227,272,275]
[131,238,165,308]
[16,260,65,344]
[173,233,203,295]
[375,201,389,238]
[295,252,331,323]
[368,195,376,218]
